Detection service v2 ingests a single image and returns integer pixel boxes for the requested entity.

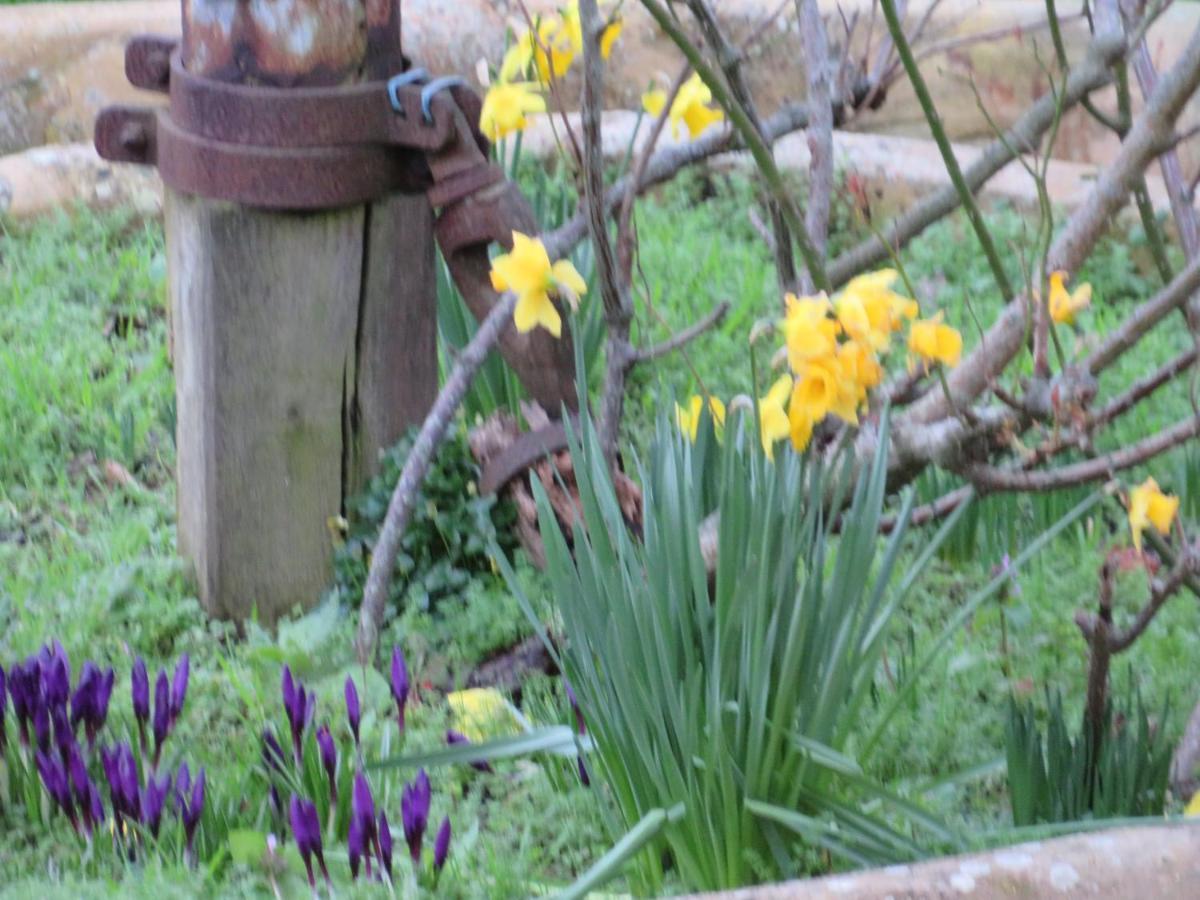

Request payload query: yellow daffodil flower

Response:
[642,73,724,139]
[558,2,622,58]
[490,231,587,338]
[790,354,842,423]
[676,394,726,441]
[759,374,793,460]
[781,292,839,371]
[1185,790,1200,817]
[480,81,546,142]
[1048,270,1092,325]
[788,392,815,452]
[908,312,963,369]
[838,339,883,394]
[835,269,918,352]
[499,15,576,86]
[448,688,523,741]
[1128,476,1179,550]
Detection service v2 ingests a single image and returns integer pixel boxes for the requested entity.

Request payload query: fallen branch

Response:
[354,293,517,665]
[635,301,731,363]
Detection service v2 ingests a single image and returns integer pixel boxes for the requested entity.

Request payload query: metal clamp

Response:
[421,76,468,123]
[388,68,430,114]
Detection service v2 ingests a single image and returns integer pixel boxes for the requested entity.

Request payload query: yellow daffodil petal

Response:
[551,259,588,300]
[479,81,546,141]
[759,374,793,459]
[1128,477,1179,550]
[642,88,667,118]
[676,397,702,442]
[600,17,623,57]
[1048,270,1092,325]
[513,290,562,337]
[908,312,962,368]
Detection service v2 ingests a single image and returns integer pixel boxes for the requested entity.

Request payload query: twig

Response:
[641,0,831,291]
[354,293,518,664]
[879,0,1016,301]
[635,301,731,362]
[797,0,836,270]
[827,30,1124,287]
[1084,256,1200,374]
[902,26,1200,426]
[1089,346,1198,426]
[955,414,1200,492]
[580,0,635,465]
[686,0,800,292]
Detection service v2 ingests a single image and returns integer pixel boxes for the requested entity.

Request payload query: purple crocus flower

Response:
[288,794,329,888]
[152,669,170,758]
[281,666,314,763]
[577,756,591,787]
[33,702,51,753]
[433,815,452,874]
[131,658,150,725]
[51,703,74,762]
[349,771,377,879]
[316,724,337,802]
[400,768,431,863]
[36,749,76,827]
[378,811,394,880]
[42,642,71,709]
[170,653,190,725]
[141,771,171,837]
[260,729,287,817]
[67,743,104,835]
[565,680,586,735]
[390,647,409,733]
[70,662,115,747]
[446,729,493,773]
[101,741,141,826]
[180,766,205,855]
[0,663,6,754]
[344,676,361,745]
[9,659,40,747]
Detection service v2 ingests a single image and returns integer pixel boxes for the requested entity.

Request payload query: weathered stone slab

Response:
[692,824,1200,899]
[0,143,160,219]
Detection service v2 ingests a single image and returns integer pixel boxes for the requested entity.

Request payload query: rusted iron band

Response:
[478,423,572,496]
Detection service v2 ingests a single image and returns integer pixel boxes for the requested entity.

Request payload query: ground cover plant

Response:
[6,0,1200,896]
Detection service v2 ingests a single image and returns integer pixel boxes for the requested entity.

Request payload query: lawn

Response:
[2,167,1198,895]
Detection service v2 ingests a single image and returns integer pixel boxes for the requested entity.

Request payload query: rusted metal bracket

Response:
[96,33,580,484]
[478,423,572,496]
[96,36,485,208]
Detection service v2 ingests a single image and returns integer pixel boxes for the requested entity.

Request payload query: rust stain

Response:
[182,0,401,86]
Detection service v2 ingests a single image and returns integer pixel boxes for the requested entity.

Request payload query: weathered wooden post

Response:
[95,2,577,626]
[103,3,435,624]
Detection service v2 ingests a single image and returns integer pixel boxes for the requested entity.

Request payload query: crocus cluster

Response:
[5,643,112,836]
[344,766,451,885]
[289,794,329,889]
[1,643,204,854]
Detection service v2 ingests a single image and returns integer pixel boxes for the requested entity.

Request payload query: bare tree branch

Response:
[797,0,836,271]
[635,301,731,362]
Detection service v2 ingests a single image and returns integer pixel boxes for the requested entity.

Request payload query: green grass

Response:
[2,172,1198,893]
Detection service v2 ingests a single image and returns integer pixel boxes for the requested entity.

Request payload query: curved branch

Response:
[955,414,1200,492]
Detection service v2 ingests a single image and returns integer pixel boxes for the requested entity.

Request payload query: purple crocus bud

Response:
[446,729,493,773]
[43,642,70,709]
[36,749,76,826]
[390,647,409,732]
[281,666,296,719]
[577,755,591,788]
[51,702,74,761]
[101,742,141,824]
[170,654,190,725]
[261,729,287,776]
[316,725,337,802]
[565,680,586,735]
[289,795,326,888]
[0,663,6,752]
[33,702,51,753]
[67,743,103,835]
[141,771,171,837]
[70,661,97,728]
[182,767,205,853]
[348,808,365,881]
[344,676,361,744]
[93,667,114,739]
[378,811,394,880]
[153,669,170,757]
[400,768,431,863]
[433,815,451,873]
[351,771,378,878]
[131,658,150,725]
[175,762,191,809]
